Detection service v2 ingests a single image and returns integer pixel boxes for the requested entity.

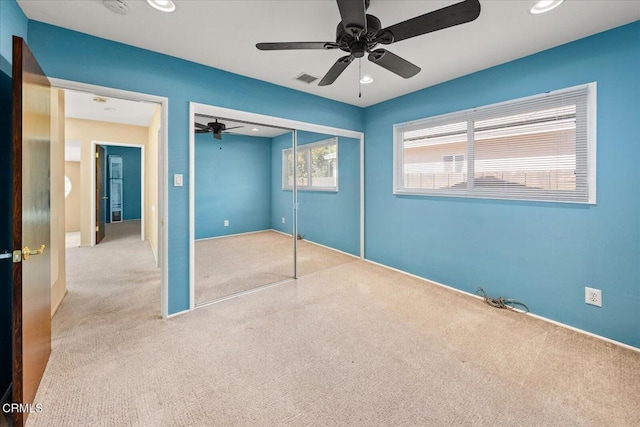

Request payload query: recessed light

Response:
[359,75,374,84]
[530,0,564,14]
[146,0,175,13]
[251,127,260,132]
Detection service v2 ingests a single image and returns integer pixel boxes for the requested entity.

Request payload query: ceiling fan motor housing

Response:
[337,14,383,55]
[208,121,226,132]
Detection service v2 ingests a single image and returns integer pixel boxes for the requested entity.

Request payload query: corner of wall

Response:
[50,88,67,316]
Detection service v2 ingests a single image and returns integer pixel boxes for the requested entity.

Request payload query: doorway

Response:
[54,79,169,318]
[91,142,145,246]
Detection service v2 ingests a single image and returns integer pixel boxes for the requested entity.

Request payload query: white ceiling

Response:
[65,88,158,126]
[19,1,640,107]
[195,115,291,138]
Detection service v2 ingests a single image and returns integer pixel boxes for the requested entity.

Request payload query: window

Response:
[283,138,338,191]
[394,83,596,203]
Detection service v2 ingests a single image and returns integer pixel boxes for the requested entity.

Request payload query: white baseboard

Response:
[195,228,271,242]
[51,289,68,318]
[269,229,360,259]
[166,309,190,319]
[363,259,640,353]
[269,228,291,237]
[298,237,360,259]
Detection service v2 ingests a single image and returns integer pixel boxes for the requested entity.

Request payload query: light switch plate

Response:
[173,174,183,187]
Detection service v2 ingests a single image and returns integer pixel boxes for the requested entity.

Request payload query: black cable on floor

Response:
[476,287,529,313]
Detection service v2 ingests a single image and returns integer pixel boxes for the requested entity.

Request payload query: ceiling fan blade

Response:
[195,129,210,134]
[213,132,222,140]
[256,42,339,50]
[375,0,481,45]
[318,55,354,86]
[194,122,209,130]
[368,49,421,78]
[337,0,367,37]
[224,126,244,131]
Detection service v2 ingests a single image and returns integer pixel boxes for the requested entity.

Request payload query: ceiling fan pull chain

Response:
[358,58,362,98]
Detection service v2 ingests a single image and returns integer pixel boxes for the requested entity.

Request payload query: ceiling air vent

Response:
[294,73,318,84]
[103,0,129,15]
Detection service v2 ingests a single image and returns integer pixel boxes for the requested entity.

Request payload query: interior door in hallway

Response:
[96,145,106,244]
[12,36,52,427]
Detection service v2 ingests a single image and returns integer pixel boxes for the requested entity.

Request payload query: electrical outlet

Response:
[585,287,602,307]
[282,217,286,224]
[224,220,229,227]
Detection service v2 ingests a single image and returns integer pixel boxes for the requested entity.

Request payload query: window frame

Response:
[393,83,597,204]
[282,137,339,192]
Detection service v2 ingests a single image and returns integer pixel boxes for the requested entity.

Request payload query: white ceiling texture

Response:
[18,0,640,109]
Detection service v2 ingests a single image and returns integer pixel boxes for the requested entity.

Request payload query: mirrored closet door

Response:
[193,114,295,305]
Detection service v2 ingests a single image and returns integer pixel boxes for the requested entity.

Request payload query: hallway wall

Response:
[65,161,81,232]
[65,118,148,246]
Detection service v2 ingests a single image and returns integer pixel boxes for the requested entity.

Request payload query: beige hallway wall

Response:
[146,105,160,263]
[65,161,81,232]
[65,118,148,246]
[51,89,67,316]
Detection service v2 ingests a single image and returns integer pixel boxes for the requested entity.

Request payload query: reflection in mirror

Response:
[194,114,294,305]
[288,130,361,277]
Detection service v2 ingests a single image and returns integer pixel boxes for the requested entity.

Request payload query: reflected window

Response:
[283,138,338,192]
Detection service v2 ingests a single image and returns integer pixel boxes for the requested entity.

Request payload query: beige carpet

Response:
[195,231,358,305]
[25,222,640,426]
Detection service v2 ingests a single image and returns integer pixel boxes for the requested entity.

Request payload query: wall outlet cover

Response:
[585,287,602,307]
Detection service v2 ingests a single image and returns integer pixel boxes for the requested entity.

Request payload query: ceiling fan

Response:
[256,0,481,86]
[194,119,243,140]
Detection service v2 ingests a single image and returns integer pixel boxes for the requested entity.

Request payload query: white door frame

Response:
[51,78,170,319]
[90,141,145,244]
[188,102,365,310]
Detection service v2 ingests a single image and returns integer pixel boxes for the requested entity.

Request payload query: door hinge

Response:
[95,152,99,158]
[96,225,99,232]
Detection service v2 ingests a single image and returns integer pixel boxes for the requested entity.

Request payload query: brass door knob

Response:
[22,244,45,261]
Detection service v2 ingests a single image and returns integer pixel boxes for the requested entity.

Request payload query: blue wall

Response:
[195,133,272,239]
[271,133,294,235]
[300,131,360,256]
[25,19,364,315]
[104,145,142,222]
[270,132,360,256]
[0,0,28,399]
[364,21,640,347]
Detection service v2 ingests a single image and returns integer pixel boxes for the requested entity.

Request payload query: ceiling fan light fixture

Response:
[146,0,175,13]
[359,75,374,84]
[530,0,564,14]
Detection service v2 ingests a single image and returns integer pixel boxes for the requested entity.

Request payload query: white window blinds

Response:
[394,83,596,203]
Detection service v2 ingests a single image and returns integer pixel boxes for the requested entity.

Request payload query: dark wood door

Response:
[12,36,52,427]
[96,145,106,244]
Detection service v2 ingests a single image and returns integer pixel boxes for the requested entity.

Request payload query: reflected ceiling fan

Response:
[194,119,243,140]
[256,0,481,86]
